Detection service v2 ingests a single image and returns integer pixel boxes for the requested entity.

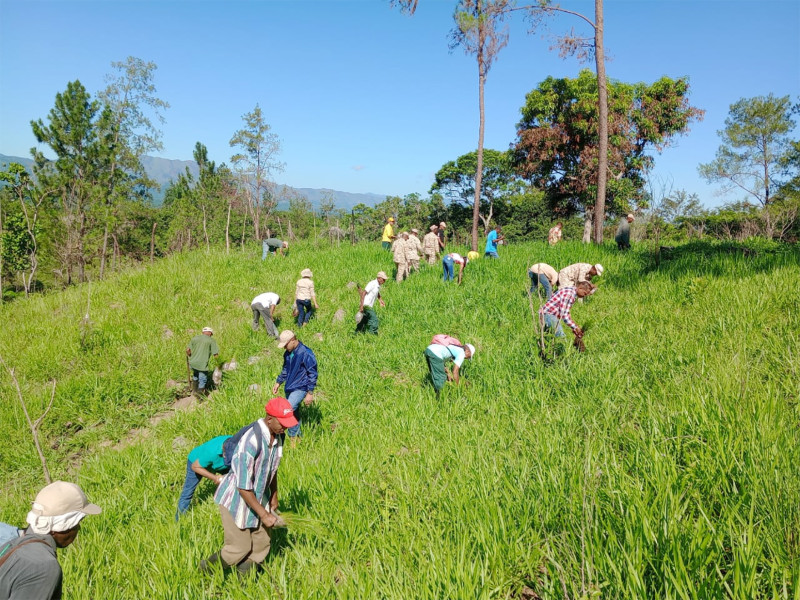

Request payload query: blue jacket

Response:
[276,342,318,393]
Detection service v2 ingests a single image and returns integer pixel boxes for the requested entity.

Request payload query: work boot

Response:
[198,552,230,574]
[235,560,259,577]
[190,380,199,396]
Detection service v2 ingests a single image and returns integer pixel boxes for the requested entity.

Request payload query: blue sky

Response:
[1,0,798,208]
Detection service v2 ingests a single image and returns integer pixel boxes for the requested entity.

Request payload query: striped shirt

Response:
[214,420,283,529]
[539,287,579,331]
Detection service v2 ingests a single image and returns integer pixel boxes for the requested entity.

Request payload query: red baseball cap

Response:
[265,397,299,428]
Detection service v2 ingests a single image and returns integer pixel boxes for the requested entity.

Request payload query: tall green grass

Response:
[1,240,798,598]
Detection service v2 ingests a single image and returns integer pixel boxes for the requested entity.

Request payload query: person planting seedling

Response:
[557,263,603,289]
[272,330,318,448]
[355,271,387,335]
[442,252,467,284]
[538,281,596,351]
[250,292,281,339]
[423,335,475,394]
[528,262,559,301]
[200,398,295,577]
[175,435,231,520]
[186,327,219,396]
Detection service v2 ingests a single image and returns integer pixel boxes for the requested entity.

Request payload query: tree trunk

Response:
[225,199,232,254]
[592,0,608,245]
[472,58,487,253]
[150,221,157,263]
[112,233,119,271]
[240,211,247,250]
[99,221,109,279]
[202,205,210,251]
[583,208,593,244]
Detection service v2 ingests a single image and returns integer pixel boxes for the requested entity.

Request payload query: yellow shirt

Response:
[382,223,394,243]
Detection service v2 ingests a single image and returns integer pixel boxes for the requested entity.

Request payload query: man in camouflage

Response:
[392,232,410,282]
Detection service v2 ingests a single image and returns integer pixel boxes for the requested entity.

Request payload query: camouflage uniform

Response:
[407,233,423,272]
[423,231,439,264]
[392,237,409,282]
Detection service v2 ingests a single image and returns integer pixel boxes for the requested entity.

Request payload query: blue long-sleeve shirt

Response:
[276,342,318,393]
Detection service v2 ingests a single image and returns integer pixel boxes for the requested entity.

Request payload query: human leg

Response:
[424,349,447,392]
[543,314,565,338]
[539,274,553,301]
[176,459,203,519]
[364,307,379,334]
[247,521,272,564]
[382,241,391,251]
[251,304,262,331]
[285,389,306,438]
[193,369,209,392]
[442,256,454,281]
[219,505,254,566]
[264,313,278,338]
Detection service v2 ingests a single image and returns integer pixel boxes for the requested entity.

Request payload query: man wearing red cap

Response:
[201,398,297,577]
[0,481,101,600]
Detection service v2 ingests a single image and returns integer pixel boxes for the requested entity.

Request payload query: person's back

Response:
[188,334,219,372]
[615,216,632,248]
[0,532,62,600]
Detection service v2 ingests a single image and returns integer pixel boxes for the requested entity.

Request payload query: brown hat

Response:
[300,268,313,278]
[430,225,437,231]
[411,228,418,234]
[376,271,388,280]
[277,330,296,348]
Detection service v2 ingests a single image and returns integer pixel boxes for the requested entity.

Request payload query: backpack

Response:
[430,334,462,347]
[222,421,263,468]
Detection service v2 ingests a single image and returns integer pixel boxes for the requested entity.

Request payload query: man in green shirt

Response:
[175,435,232,519]
[186,327,219,395]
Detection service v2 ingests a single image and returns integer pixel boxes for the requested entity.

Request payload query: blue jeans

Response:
[296,299,313,326]
[286,389,307,438]
[192,369,209,390]
[543,313,565,337]
[485,251,498,259]
[175,459,227,520]
[442,256,455,281]
[529,272,553,301]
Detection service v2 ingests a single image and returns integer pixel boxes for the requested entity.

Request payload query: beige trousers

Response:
[219,505,272,565]
[425,253,437,265]
[395,261,408,281]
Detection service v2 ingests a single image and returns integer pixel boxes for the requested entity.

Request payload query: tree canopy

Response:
[513,69,703,218]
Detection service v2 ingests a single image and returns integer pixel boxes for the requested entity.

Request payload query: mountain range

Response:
[0,153,388,210]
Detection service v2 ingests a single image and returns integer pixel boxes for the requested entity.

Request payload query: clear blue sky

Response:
[1,0,798,209]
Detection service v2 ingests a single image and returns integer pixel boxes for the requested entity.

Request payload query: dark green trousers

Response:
[424,348,447,392]
[356,307,379,335]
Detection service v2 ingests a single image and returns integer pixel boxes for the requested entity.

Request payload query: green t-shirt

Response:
[188,435,231,471]
[188,334,219,371]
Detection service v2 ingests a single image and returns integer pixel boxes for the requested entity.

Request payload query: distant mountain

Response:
[1,153,387,210]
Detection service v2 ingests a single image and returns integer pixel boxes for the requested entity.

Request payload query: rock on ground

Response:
[247,356,261,365]
[333,309,346,323]
[248,384,261,393]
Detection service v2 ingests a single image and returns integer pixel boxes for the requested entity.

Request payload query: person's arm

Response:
[237,488,278,527]
[186,347,192,356]
[311,284,319,309]
[378,292,385,308]
[451,363,461,385]
[191,460,224,484]
[269,304,276,319]
[268,473,279,512]
[457,262,464,285]
[303,350,318,405]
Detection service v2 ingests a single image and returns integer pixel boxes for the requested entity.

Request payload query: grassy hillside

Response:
[1,240,798,599]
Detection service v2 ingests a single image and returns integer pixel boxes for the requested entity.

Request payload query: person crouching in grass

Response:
[200,398,297,577]
[175,435,231,520]
[423,341,475,395]
[538,281,596,340]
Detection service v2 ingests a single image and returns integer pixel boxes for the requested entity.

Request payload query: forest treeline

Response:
[1,58,798,301]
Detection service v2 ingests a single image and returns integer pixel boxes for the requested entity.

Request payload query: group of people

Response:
[383,218,448,283]
[529,261,603,341]
[1,218,618,597]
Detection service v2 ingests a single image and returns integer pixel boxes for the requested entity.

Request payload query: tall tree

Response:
[229,104,283,240]
[31,80,109,284]
[450,0,510,251]
[698,94,797,238]
[514,71,703,225]
[97,57,169,277]
[431,148,520,233]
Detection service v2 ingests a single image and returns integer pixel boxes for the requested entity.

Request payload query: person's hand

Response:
[261,511,278,528]
[574,327,584,338]
[272,383,280,395]
[215,475,225,485]
[303,393,314,406]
